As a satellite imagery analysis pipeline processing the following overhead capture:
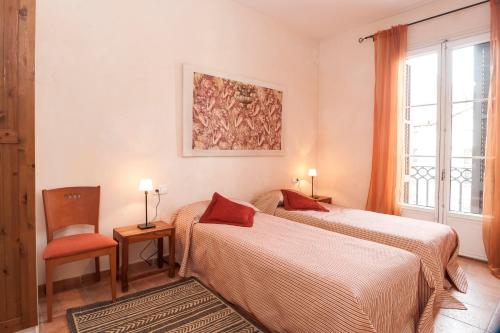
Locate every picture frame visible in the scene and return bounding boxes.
[182,64,285,157]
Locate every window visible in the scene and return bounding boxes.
[404,52,438,208]
[403,35,490,217]
[449,42,490,214]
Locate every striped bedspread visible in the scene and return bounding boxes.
[172,201,435,333]
[253,191,468,314]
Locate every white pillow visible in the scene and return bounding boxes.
[276,191,284,206]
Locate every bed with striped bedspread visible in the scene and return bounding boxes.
[172,201,435,333]
[253,190,468,314]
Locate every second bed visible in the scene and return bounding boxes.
[253,190,468,313]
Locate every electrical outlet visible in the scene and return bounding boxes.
[155,185,168,195]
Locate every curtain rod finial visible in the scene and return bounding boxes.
[358,37,365,43]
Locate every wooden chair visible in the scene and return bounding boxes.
[42,186,117,322]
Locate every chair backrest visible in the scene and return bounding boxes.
[42,186,100,242]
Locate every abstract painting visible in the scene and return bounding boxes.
[183,65,284,156]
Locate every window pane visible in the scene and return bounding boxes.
[406,53,438,106]
[450,101,487,214]
[450,157,484,214]
[450,42,489,215]
[404,52,438,207]
[452,42,490,102]
[451,101,488,157]
[408,105,437,156]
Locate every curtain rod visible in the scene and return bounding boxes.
[358,0,489,43]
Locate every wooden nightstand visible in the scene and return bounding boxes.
[312,196,332,204]
[113,221,175,292]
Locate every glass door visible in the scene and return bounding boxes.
[402,33,490,260]
[402,47,441,221]
[442,34,490,259]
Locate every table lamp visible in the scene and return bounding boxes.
[308,168,317,198]
[138,178,155,230]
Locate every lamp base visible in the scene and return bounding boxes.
[137,223,156,230]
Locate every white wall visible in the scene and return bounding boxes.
[35,0,319,283]
[35,0,490,284]
[317,0,489,209]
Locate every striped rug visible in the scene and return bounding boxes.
[67,278,265,333]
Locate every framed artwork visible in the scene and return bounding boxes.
[183,64,285,156]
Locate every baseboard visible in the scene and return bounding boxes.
[38,256,176,297]
[459,251,488,262]
[14,324,38,333]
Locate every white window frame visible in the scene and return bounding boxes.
[441,32,490,225]
[401,44,443,222]
[401,33,490,227]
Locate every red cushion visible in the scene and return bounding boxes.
[43,233,117,260]
[281,189,329,212]
[200,192,255,227]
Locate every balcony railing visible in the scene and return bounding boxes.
[405,165,482,213]
[450,166,473,213]
[408,165,435,208]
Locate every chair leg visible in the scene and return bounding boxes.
[45,261,53,323]
[109,249,117,301]
[95,257,101,281]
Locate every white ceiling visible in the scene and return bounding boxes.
[233,0,436,40]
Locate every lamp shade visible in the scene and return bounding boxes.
[138,178,153,192]
[308,168,317,177]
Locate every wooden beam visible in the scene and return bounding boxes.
[0,0,5,129]
[16,0,37,328]
[0,0,37,330]
[0,129,19,143]
[3,0,19,131]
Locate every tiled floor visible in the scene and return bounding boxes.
[435,258,500,333]
[36,257,499,333]
[37,261,182,333]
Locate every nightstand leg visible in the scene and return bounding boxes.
[114,238,119,281]
[168,233,175,277]
[121,240,129,292]
[157,238,163,268]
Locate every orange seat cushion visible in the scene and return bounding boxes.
[43,233,117,260]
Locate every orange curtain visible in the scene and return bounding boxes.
[483,0,500,278]
[366,25,407,215]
